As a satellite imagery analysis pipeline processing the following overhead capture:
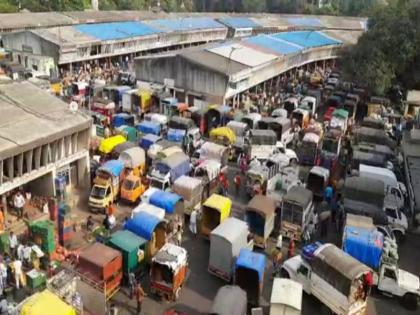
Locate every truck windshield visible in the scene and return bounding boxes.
[322,138,338,154]
[91,186,106,198]
[150,178,165,190]
[123,180,135,190]
[282,203,303,225]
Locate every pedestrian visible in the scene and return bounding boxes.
[324,184,333,205]
[189,209,197,235]
[8,232,17,259]
[176,225,183,246]
[13,192,25,220]
[134,282,146,315]
[13,259,22,289]
[0,259,7,291]
[287,237,295,259]
[109,303,118,315]
[86,215,94,231]
[128,272,136,299]
[103,214,111,231]
[271,248,282,278]
[234,173,241,196]
[240,155,248,174]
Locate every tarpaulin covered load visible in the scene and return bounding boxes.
[283,186,313,208]
[361,117,385,130]
[140,134,161,150]
[118,147,146,169]
[332,108,349,120]
[98,160,125,177]
[125,211,164,241]
[302,132,320,144]
[343,226,384,270]
[200,141,228,162]
[111,141,137,157]
[113,113,135,128]
[132,202,165,220]
[227,120,248,137]
[343,177,385,208]
[150,190,183,215]
[168,116,195,131]
[246,195,276,217]
[211,285,247,315]
[245,195,276,238]
[351,150,388,169]
[250,129,277,145]
[194,159,221,181]
[308,243,371,296]
[152,243,187,272]
[167,128,186,142]
[137,121,161,136]
[173,175,202,201]
[353,127,396,149]
[99,135,126,154]
[20,290,77,315]
[155,152,191,183]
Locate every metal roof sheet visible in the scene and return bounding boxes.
[218,17,261,29]
[273,31,342,48]
[75,21,160,41]
[146,17,226,32]
[207,42,278,67]
[244,35,302,56]
[286,17,323,27]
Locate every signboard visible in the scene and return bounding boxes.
[164,78,175,88]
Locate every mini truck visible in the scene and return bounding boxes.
[89,160,124,213]
[343,225,420,310]
[281,243,371,315]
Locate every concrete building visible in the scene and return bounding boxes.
[0,81,91,214]
[135,30,361,105]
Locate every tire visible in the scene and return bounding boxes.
[280,269,290,279]
[402,293,418,310]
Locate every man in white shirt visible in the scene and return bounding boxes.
[13,192,25,219]
[9,231,18,258]
[13,259,22,289]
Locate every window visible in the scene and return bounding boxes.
[385,208,397,219]
[106,187,111,196]
[298,265,309,276]
[384,268,397,280]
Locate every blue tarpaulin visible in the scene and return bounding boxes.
[124,211,162,241]
[287,18,323,27]
[218,17,261,29]
[147,17,225,32]
[343,226,384,270]
[273,31,342,48]
[140,134,161,150]
[137,121,161,136]
[235,249,266,282]
[245,35,302,56]
[167,128,186,142]
[150,190,182,215]
[75,22,160,41]
[99,160,124,177]
[113,113,134,128]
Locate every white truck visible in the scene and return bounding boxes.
[281,243,371,315]
[266,167,301,204]
[343,217,420,310]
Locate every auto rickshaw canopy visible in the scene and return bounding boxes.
[99,135,127,154]
[203,194,231,221]
[209,127,236,145]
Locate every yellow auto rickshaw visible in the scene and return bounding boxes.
[200,194,231,237]
[99,135,126,155]
[209,127,236,146]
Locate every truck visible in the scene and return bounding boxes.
[281,243,371,315]
[401,129,420,224]
[193,159,221,200]
[172,175,203,216]
[342,225,420,310]
[148,152,191,191]
[281,186,314,241]
[266,167,301,204]
[89,160,124,213]
[343,176,408,242]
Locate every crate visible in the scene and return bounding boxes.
[26,269,47,290]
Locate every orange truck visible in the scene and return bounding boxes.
[119,147,148,203]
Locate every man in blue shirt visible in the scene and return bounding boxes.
[324,185,334,205]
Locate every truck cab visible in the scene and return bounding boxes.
[384,206,408,242]
[120,174,147,203]
[89,178,114,213]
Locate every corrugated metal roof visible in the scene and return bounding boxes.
[181,49,249,75]
[273,31,341,48]
[286,17,323,27]
[75,21,160,41]
[207,42,278,67]
[244,35,302,56]
[218,17,261,29]
[146,17,226,32]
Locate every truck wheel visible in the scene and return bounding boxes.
[280,269,290,279]
[402,293,418,310]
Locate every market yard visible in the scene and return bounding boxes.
[0,6,420,315]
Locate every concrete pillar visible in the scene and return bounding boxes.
[42,145,49,166]
[25,150,33,173]
[77,156,90,190]
[0,160,3,185]
[323,59,326,71]
[6,158,13,181]
[2,195,7,224]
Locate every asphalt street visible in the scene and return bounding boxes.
[110,163,420,315]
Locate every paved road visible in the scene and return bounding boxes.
[110,165,420,315]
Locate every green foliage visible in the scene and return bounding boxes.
[242,0,267,12]
[341,0,420,95]
[0,0,17,12]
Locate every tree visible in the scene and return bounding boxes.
[0,0,17,12]
[341,0,420,95]
[242,0,266,12]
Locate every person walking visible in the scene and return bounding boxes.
[128,272,136,299]
[13,259,22,290]
[13,192,25,220]
[134,282,146,315]
[287,237,295,259]
[9,232,17,259]
[234,173,241,196]
[324,184,333,205]
[176,225,183,246]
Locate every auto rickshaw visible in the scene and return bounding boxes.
[291,108,310,129]
[306,166,330,201]
[209,127,236,146]
[241,113,262,129]
[161,97,178,117]
[211,285,247,315]
[111,141,137,159]
[298,133,320,165]
[183,106,205,134]
[150,243,188,301]
[234,249,266,306]
[115,125,138,142]
[284,97,299,117]
[200,194,231,238]
[245,195,276,248]
[99,135,127,156]
[205,105,232,133]
[270,279,303,315]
